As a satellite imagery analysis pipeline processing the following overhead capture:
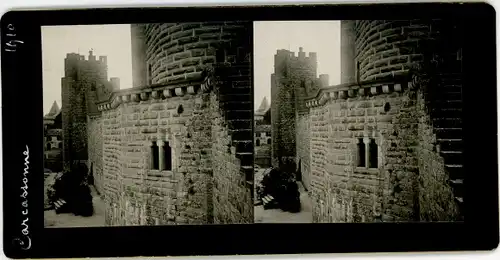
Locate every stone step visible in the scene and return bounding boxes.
[430,108,462,119]
[236,152,253,166]
[432,118,462,128]
[240,165,254,182]
[224,110,252,120]
[440,150,463,164]
[221,100,252,111]
[429,100,462,109]
[449,179,464,185]
[438,62,462,74]
[229,129,253,141]
[233,140,252,153]
[219,94,252,102]
[262,195,275,204]
[441,84,462,92]
[226,119,252,130]
[437,138,463,151]
[426,91,462,101]
[434,127,463,139]
[445,164,464,179]
[449,179,464,198]
[54,199,67,209]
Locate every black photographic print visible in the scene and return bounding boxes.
[1,3,499,259]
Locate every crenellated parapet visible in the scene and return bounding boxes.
[305,77,414,108]
[96,71,214,112]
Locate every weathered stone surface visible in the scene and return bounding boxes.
[85,22,253,226]
[279,20,463,223]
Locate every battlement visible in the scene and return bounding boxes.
[88,50,96,61]
[96,69,213,112]
[65,53,81,60]
[275,47,317,60]
[65,50,107,64]
[276,49,291,56]
[99,56,107,65]
[304,77,411,108]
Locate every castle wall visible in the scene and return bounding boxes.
[296,112,311,190]
[87,116,104,195]
[87,21,253,225]
[301,81,463,222]
[90,87,254,225]
[270,19,463,223]
[94,93,213,225]
[101,108,123,225]
[304,87,417,222]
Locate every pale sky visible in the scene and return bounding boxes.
[42,24,133,115]
[254,21,341,110]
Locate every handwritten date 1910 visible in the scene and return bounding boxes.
[4,24,24,52]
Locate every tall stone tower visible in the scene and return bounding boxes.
[61,50,118,169]
[270,47,323,171]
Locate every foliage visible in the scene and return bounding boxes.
[49,162,94,216]
[259,167,301,213]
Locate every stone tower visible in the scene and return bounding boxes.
[61,50,117,169]
[270,47,325,172]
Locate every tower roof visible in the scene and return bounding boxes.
[255,96,270,115]
[44,101,61,119]
[47,101,60,116]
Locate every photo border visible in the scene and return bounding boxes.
[1,3,498,258]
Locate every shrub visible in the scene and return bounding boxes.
[51,162,94,216]
[259,167,301,212]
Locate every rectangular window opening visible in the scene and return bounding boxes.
[216,49,225,63]
[164,141,172,171]
[151,141,159,170]
[369,138,378,169]
[357,138,365,167]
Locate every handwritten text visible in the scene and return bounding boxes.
[4,24,24,52]
[13,145,31,250]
